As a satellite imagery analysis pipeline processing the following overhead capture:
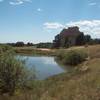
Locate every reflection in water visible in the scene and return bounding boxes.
[18,56,68,80]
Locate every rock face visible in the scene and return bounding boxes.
[53,26,84,48]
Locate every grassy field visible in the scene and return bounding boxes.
[14,45,100,57]
[1,45,100,100]
[14,46,56,56]
[67,45,100,59]
[40,59,100,100]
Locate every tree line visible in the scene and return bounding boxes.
[53,26,100,48]
[7,42,34,47]
[6,42,53,48]
[2,26,100,49]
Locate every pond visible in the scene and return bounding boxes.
[18,56,68,80]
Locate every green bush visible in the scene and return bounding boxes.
[0,50,35,95]
[0,45,13,54]
[56,49,66,60]
[0,53,24,95]
[56,49,88,66]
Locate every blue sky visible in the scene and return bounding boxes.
[0,0,100,43]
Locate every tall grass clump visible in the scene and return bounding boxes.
[56,49,88,66]
[0,45,13,53]
[0,45,35,95]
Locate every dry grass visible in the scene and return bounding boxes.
[66,45,100,59]
[1,58,100,100]
[39,45,100,100]
[39,58,100,100]
[0,45,100,100]
[14,47,55,56]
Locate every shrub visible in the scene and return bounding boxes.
[0,45,13,54]
[0,50,35,95]
[0,53,24,94]
[56,49,66,60]
[56,49,88,66]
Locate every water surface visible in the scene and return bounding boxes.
[19,56,67,80]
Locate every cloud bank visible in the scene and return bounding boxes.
[44,20,100,38]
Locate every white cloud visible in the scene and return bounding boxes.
[44,22,64,29]
[66,20,100,38]
[9,0,23,5]
[88,2,97,6]
[9,0,31,5]
[43,20,100,38]
[37,8,43,12]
